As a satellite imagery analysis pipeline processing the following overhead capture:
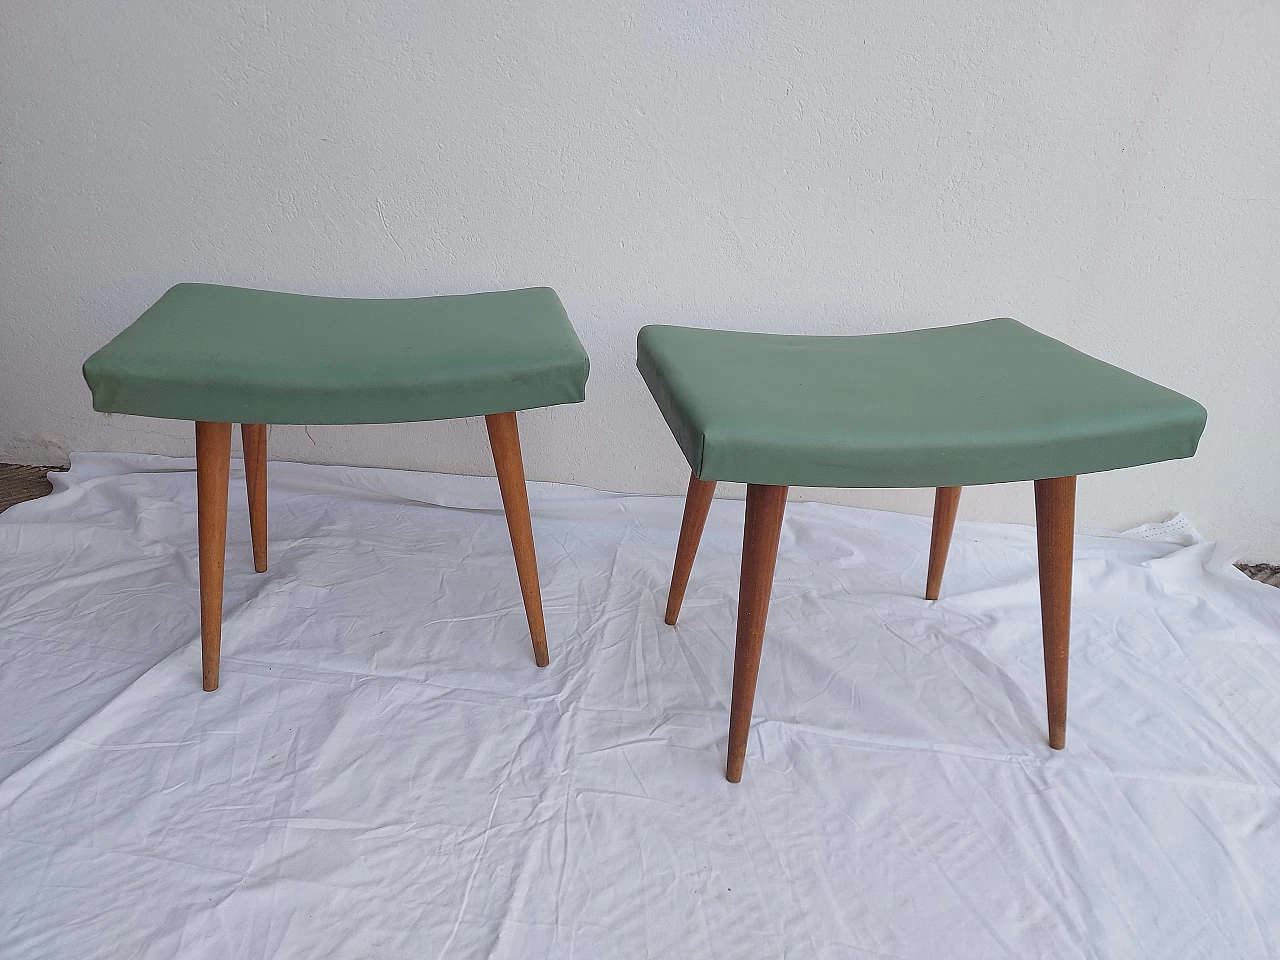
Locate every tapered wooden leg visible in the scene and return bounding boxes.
[485,412,550,667]
[726,484,788,783]
[195,421,232,692]
[241,423,267,573]
[665,473,718,625]
[1034,476,1076,750]
[925,486,962,600]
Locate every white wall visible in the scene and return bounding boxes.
[2,1,1277,554]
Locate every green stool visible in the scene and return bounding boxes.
[637,318,1206,782]
[84,283,589,689]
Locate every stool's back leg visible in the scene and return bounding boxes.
[926,486,962,600]
[727,483,788,783]
[195,421,232,692]
[241,424,268,573]
[485,412,550,667]
[665,473,717,625]
[1034,476,1076,750]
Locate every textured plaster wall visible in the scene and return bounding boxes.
[2,1,1278,553]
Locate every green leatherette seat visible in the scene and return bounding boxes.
[84,284,589,424]
[637,319,1206,488]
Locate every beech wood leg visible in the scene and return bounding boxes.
[1034,476,1076,750]
[241,423,268,573]
[665,473,718,625]
[195,421,232,691]
[726,484,788,783]
[485,412,550,667]
[925,486,962,600]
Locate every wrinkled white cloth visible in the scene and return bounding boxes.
[1,453,1278,959]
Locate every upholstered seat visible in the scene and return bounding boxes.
[84,283,589,425]
[637,318,1205,489]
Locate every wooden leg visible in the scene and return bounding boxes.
[665,473,718,625]
[241,423,267,573]
[195,421,232,692]
[925,486,962,600]
[485,412,550,667]
[726,484,788,783]
[1034,476,1076,750]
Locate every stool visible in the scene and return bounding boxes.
[637,318,1206,782]
[84,283,589,689]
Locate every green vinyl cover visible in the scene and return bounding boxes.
[84,284,589,424]
[637,319,1206,488]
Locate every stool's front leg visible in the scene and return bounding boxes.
[485,412,550,667]
[195,422,232,691]
[727,483,788,783]
[926,486,962,600]
[1034,476,1076,749]
[665,473,717,625]
[241,424,268,573]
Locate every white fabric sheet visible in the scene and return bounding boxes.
[1,453,1278,959]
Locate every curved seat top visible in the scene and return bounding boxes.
[84,284,589,425]
[637,319,1206,488]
